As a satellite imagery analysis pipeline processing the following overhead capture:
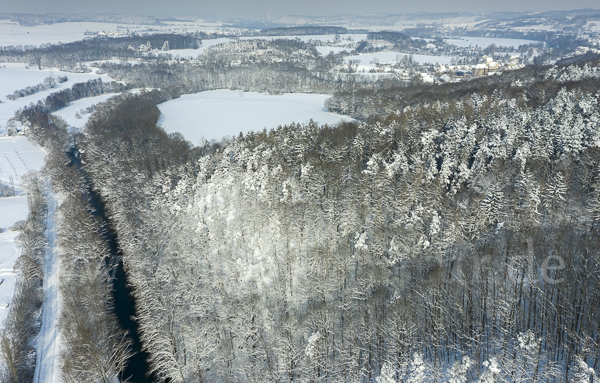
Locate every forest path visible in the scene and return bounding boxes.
[33,191,61,383]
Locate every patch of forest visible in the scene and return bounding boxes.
[54,58,600,382]
[366,31,427,51]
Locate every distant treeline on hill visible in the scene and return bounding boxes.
[0,13,165,26]
[0,33,208,68]
[356,31,427,53]
[367,31,416,44]
[403,27,555,42]
[258,26,353,36]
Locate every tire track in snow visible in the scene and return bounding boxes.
[33,191,60,383]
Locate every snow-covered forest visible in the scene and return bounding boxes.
[3,15,600,382]
[17,57,599,382]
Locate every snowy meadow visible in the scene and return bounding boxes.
[158,90,352,142]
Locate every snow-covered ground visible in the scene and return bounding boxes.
[0,20,124,47]
[0,136,47,193]
[445,37,537,49]
[0,136,46,329]
[0,196,28,325]
[346,52,454,67]
[0,64,113,134]
[0,63,57,98]
[52,93,119,129]
[33,191,60,383]
[158,90,352,143]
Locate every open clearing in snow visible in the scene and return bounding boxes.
[158,89,352,143]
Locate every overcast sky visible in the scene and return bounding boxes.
[0,0,598,20]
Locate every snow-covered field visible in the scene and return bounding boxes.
[0,20,125,47]
[445,37,537,48]
[0,136,46,329]
[346,52,454,66]
[158,90,352,143]
[0,64,57,97]
[0,64,113,134]
[0,136,46,193]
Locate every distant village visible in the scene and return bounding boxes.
[356,54,528,84]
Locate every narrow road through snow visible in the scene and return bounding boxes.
[33,191,60,383]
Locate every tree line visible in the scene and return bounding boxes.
[0,175,46,383]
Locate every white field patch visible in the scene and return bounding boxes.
[158,90,352,143]
[0,63,55,98]
[0,136,46,330]
[444,37,538,49]
[0,64,113,134]
[52,93,119,129]
[0,20,124,47]
[0,136,46,194]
